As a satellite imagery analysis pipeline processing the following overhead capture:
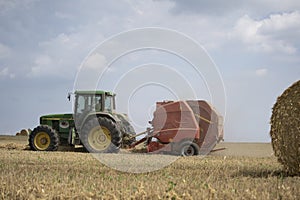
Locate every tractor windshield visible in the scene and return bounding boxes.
[75,94,102,114]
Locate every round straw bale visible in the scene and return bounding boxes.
[20,129,29,136]
[270,80,300,175]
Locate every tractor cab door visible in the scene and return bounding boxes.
[75,95,103,113]
[74,94,102,127]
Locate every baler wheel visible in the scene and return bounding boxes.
[179,141,200,156]
[29,125,59,151]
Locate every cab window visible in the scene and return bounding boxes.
[105,96,113,111]
[94,95,102,111]
[75,95,86,114]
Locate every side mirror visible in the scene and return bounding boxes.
[67,93,71,101]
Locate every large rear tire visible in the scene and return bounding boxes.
[29,125,59,151]
[80,117,121,153]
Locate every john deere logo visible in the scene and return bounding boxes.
[59,121,69,129]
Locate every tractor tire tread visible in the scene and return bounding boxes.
[29,125,59,151]
[80,117,122,153]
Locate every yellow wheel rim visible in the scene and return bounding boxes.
[34,132,51,150]
[88,126,112,151]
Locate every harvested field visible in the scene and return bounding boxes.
[211,142,274,157]
[0,135,299,199]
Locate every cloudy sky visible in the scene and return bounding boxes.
[0,0,299,142]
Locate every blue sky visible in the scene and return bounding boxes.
[0,0,299,142]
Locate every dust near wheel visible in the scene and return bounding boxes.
[179,141,200,156]
[29,125,59,151]
[80,117,122,153]
[121,123,136,148]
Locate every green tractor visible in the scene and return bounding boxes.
[29,90,136,153]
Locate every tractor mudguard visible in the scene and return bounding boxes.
[79,112,118,131]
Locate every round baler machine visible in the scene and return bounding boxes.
[130,100,224,156]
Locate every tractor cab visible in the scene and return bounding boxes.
[74,91,116,129]
[74,91,116,114]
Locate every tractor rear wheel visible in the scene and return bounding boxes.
[179,141,200,156]
[81,117,122,153]
[29,125,59,151]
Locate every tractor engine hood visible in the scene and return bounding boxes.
[40,113,73,123]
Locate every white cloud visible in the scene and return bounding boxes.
[54,12,74,20]
[232,12,300,54]
[255,68,268,77]
[0,67,8,76]
[0,43,11,59]
[29,55,53,77]
[260,12,300,32]
[169,0,300,18]
[39,33,77,49]
[27,30,104,78]
[34,54,52,66]
[84,53,107,70]
[0,0,37,14]
[0,67,15,79]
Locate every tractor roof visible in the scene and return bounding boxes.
[75,90,115,96]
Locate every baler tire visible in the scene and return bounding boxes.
[29,125,59,151]
[81,117,122,153]
[179,141,200,156]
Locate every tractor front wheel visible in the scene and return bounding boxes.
[80,117,122,153]
[29,125,59,151]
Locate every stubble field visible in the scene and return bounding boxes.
[0,135,299,199]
